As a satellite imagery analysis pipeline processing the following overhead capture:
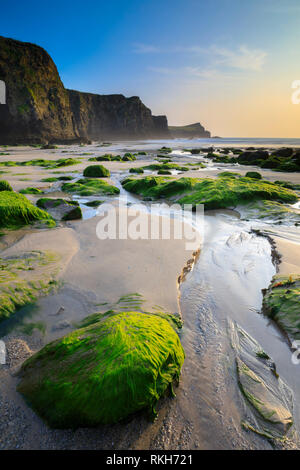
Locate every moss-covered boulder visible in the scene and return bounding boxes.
[245,171,262,180]
[143,163,189,172]
[129,167,144,174]
[61,206,82,221]
[0,191,54,229]
[19,187,44,195]
[230,320,294,441]
[122,153,136,161]
[0,180,13,192]
[83,165,110,178]
[18,311,185,428]
[0,251,60,322]
[262,275,300,341]
[84,200,103,207]
[122,176,298,210]
[240,200,300,223]
[62,178,120,196]
[36,198,82,221]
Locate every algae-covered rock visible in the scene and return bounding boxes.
[36,198,82,221]
[0,191,54,229]
[84,200,103,207]
[129,167,144,174]
[245,172,262,180]
[122,176,298,210]
[143,163,188,172]
[18,311,185,428]
[0,251,60,322]
[122,153,136,161]
[62,178,120,196]
[83,165,110,178]
[19,187,44,195]
[61,206,82,221]
[240,200,300,223]
[229,320,295,441]
[0,180,13,192]
[262,275,300,342]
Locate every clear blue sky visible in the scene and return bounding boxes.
[2,0,300,136]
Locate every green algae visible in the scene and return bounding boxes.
[262,275,300,341]
[84,200,104,207]
[143,163,189,172]
[122,152,137,161]
[62,178,120,196]
[122,176,298,210]
[20,321,46,336]
[83,165,110,178]
[0,180,13,192]
[61,206,82,221]
[245,172,262,180]
[0,251,60,322]
[36,198,82,221]
[19,187,44,195]
[18,310,185,428]
[36,198,78,209]
[0,158,81,169]
[230,320,295,442]
[89,154,122,162]
[241,200,300,223]
[41,177,59,182]
[129,167,144,174]
[0,191,54,229]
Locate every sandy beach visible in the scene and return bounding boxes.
[0,140,299,450]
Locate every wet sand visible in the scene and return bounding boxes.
[0,141,299,449]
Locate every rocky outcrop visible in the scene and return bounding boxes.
[68,90,169,140]
[0,36,169,144]
[169,122,211,138]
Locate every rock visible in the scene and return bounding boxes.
[0,35,169,144]
[0,191,54,229]
[129,167,144,174]
[122,176,298,210]
[68,91,169,141]
[61,206,82,221]
[169,122,211,138]
[262,275,300,342]
[271,148,294,158]
[229,320,295,441]
[83,165,110,178]
[36,198,82,221]
[245,171,262,180]
[17,311,185,428]
[237,150,269,163]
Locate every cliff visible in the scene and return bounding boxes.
[0,36,169,144]
[68,90,169,140]
[169,122,211,139]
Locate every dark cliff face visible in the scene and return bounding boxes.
[68,90,168,140]
[0,36,169,144]
[0,36,78,144]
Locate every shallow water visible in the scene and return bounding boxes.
[178,212,300,447]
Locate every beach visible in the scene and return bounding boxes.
[0,139,299,449]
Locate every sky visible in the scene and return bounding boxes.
[2,0,300,137]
